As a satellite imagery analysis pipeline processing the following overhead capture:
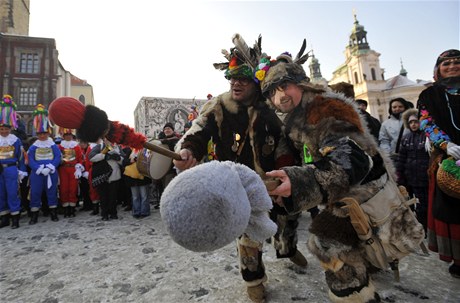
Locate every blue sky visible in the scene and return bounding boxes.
[29,0,459,126]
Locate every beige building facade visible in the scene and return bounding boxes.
[0,0,30,36]
[327,14,430,122]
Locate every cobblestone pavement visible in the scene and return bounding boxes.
[1,208,459,303]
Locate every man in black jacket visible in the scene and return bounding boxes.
[356,99,381,141]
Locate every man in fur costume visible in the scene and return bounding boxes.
[173,33,306,303]
[263,41,424,302]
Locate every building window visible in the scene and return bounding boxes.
[371,68,376,80]
[18,87,38,106]
[19,52,40,74]
[354,72,359,84]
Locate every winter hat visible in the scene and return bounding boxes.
[32,104,51,134]
[259,39,324,96]
[408,115,418,122]
[213,33,264,82]
[160,161,277,252]
[163,122,174,131]
[0,94,18,128]
[434,49,460,81]
[402,108,419,129]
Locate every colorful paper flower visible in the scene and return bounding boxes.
[253,57,271,83]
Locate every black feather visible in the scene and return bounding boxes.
[295,39,307,61]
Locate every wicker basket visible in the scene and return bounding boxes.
[437,158,460,199]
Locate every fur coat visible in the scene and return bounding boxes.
[176,92,286,176]
[280,91,391,214]
[279,91,424,265]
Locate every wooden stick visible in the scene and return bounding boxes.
[264,179,281,191]
[144,141,280,192]
[143,142,182,160]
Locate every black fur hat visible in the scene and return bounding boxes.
[76,105,109,143]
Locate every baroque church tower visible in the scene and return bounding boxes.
[309,50,328,88]
[328,13,427,121]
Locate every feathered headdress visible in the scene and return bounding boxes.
[0,94,18,128]
[32,104,51,134]
[213,33,266,81]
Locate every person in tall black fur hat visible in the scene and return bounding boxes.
[263,39,424,302]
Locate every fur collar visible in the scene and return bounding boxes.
[298,91,365,134]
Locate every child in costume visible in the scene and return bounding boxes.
[0,95,27,229]
[58,128,84,217]
[27,104,61,224]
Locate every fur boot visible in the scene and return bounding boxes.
[247,284,265,303]
[328,281,380,303]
